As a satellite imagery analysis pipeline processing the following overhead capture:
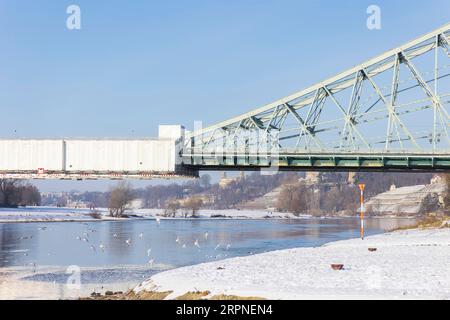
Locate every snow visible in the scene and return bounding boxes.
[0,207,95,223]
[134,228,450,300]
[0,264,171,300]
[0,207,307,223]
[132,208,307,220]
[365,183,446,215]
[0,207,131,223]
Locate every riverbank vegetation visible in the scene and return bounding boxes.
[83,289,265,300]
[391,214,449,231]
[164,196,204,218]
[0,179,41,208]
[276,172,438,216]
[108,181,136,217]
[13,171,445,218]
[443,173,450,212]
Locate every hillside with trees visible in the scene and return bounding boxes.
[276,172,435,216]
[34,171,442,217]
[133,172,294,210]
[444,173,450,213]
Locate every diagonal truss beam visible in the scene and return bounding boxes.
[362,67,421,149]
[187,22,450,140]
[439,32,450,57]
[323,86,371,150]
[284,103,323,149]
[185,23,450,156]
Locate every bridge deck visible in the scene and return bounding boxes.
[182,153,450,172]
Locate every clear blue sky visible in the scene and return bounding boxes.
[0,0,448,191]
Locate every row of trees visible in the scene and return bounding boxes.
[210,172,293,209]
[105,173,291,217]
[164,196,204,218]
[132,173,292,210]
[0,179,41,208]
[444,173,450,211]
[138,176,210,210]
[277,172,440,216]
[277,181,360,215]
[35,171,447,218]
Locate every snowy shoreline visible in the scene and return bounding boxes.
[133,227,450,300]
[0,206,312,224]
[0,206,419,224]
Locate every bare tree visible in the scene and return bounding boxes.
[277,182,309,215]
[164,198,180,217]
[183,196,203,217]
[443,173,450,213]
[199,174,212,189]
[0,179,23,208]
[108,181,135,217]
[19,184,41,206]
[56,195,68,207]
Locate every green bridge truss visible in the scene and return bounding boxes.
[182,23,450,172]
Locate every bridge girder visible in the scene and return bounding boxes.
[184,23,450,169]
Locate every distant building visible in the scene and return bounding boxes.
[302,172,320,184]
[129,198,145,209]
[67,200,87,209]
[219,171,245,188]
[347,172,356,185]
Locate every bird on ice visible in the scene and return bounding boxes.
[125,238,132,246]
[90,245,96,253]
[204,232,209,240]
[82,237,89,243]
[139,233,144,239]
[29,262,36,273]
[214,244,221,250]
[99,243,105,252]
[113,233,118,238]
[147,248,152,257]
[175,236,180,244]
[226,244,231,250]
[194,239,200,248]
[156,217,161,225]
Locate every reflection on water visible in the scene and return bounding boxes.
[0,217,416,270]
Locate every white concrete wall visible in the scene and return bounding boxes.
[0,140,64,171]
[65,139,176,172]
[0,138,177,173]
[158,125,185,141]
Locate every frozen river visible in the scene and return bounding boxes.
[0,217,416,299]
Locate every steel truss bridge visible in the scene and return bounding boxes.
[181,23,450,173]
[1,24,450,180]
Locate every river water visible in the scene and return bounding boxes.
[0,217,416,299]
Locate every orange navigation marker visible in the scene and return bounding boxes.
[358,184,366,240]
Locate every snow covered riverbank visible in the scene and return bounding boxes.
[134,227,450,300]
[0,207,305,223]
